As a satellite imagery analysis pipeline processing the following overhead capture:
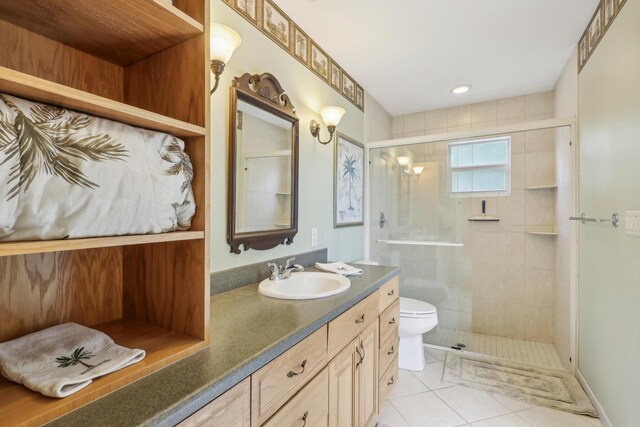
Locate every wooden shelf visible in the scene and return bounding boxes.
[0,231,204,257]
[0,67,206,137]
[0,0,203,65]
[0,318,206,427]
[525,185,557,190]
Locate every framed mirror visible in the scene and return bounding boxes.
[227,73,299,254]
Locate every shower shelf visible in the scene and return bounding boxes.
[376,239,464,247]
[525,185,557,190]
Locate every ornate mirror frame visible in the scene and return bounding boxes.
[227,73,300,254]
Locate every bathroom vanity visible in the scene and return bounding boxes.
[48,264,399,426]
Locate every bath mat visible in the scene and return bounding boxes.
[443,352,598,417]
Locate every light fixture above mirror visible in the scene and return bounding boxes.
[210,24,241,95]
[310,106,346,145]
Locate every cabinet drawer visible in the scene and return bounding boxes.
[178,378,250,427]
[263,368,329,427]
[328,291,379,359]
[378,356,398,408]
[378,276,399,314]
[252,326,328,426]
[378,328,398,379]
[379,299,399,346]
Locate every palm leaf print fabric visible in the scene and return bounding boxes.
[0,93,195,241]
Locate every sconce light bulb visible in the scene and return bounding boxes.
[397,156,411,167]
[211,23,242,63]
[320,106,346,127]
[412,166,424,176]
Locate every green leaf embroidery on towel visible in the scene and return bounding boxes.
[55,347,95,369]
[0,94,128,201]
[342,155,357,210]
[55,347,112,375]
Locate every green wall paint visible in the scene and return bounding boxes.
[578,2,640,426]
[211,3,365,272]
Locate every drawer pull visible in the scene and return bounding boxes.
[287,359,307,378]
[299,411,309,427]
[388,317,396,325]
[388,289,395,296]
[387,376,395,386]
[355,314,365,324]
[387,345,395,355]
[360,340,366,363]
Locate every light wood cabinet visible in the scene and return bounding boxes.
[378,356,398,408]
[178,378,250,427]
[356,322,378,427]
[263,369,329,427]
[379,328,399,377]
[252,326,328,426]
[328,291,379,359]
[185,277,400,427]
[378,276,399,313]
[379,299,399,346]
[328,340,357,427]
[328,321,379,427]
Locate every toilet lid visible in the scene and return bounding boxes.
[400,297,436,316]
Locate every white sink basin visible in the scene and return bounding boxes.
[258,272,351,300]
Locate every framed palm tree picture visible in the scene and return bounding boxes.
[334,133,364,228]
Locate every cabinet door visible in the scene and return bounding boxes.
[262,369,329,427]
[329,338,358,427]
[356,322,378,427]
[177,378,250,427]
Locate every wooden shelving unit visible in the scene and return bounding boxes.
[0,319,202,426]
[0,0,203,65]
[0,231,205,257]
[0,67,206,137]
[0,0,210,425]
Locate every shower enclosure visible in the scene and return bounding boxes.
[366,121,575,370]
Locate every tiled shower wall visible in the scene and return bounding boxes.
[390,92,558,343]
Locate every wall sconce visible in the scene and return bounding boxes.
[412,166,424,176]
[396,156,410,168]
[210,24,241,95]
[310,106,346,144]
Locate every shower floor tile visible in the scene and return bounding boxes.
[425,327,565,370]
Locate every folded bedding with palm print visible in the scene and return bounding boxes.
[0,93,196,241]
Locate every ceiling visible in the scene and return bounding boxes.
[275,0,598,116]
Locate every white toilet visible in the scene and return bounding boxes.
[398,297,438,371]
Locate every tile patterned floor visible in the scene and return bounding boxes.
[425,328,565,370]
[376,348,601,427]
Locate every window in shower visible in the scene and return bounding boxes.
[449,136,511,196]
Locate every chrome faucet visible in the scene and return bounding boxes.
[267,257,304,281]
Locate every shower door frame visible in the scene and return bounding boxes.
[363,117,579,372]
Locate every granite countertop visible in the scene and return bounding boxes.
[48,264,399,427]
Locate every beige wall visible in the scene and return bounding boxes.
[391,93,560,343]
[553,48,578,370]
[364,92,392,142]
[211,3,365,271]
[578,2,640,425]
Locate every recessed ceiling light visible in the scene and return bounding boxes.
[451,84,472,95]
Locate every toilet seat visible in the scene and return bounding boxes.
[400,297,437,318]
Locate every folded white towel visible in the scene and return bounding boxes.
[315,262,364,276]
[0,323,145,398]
